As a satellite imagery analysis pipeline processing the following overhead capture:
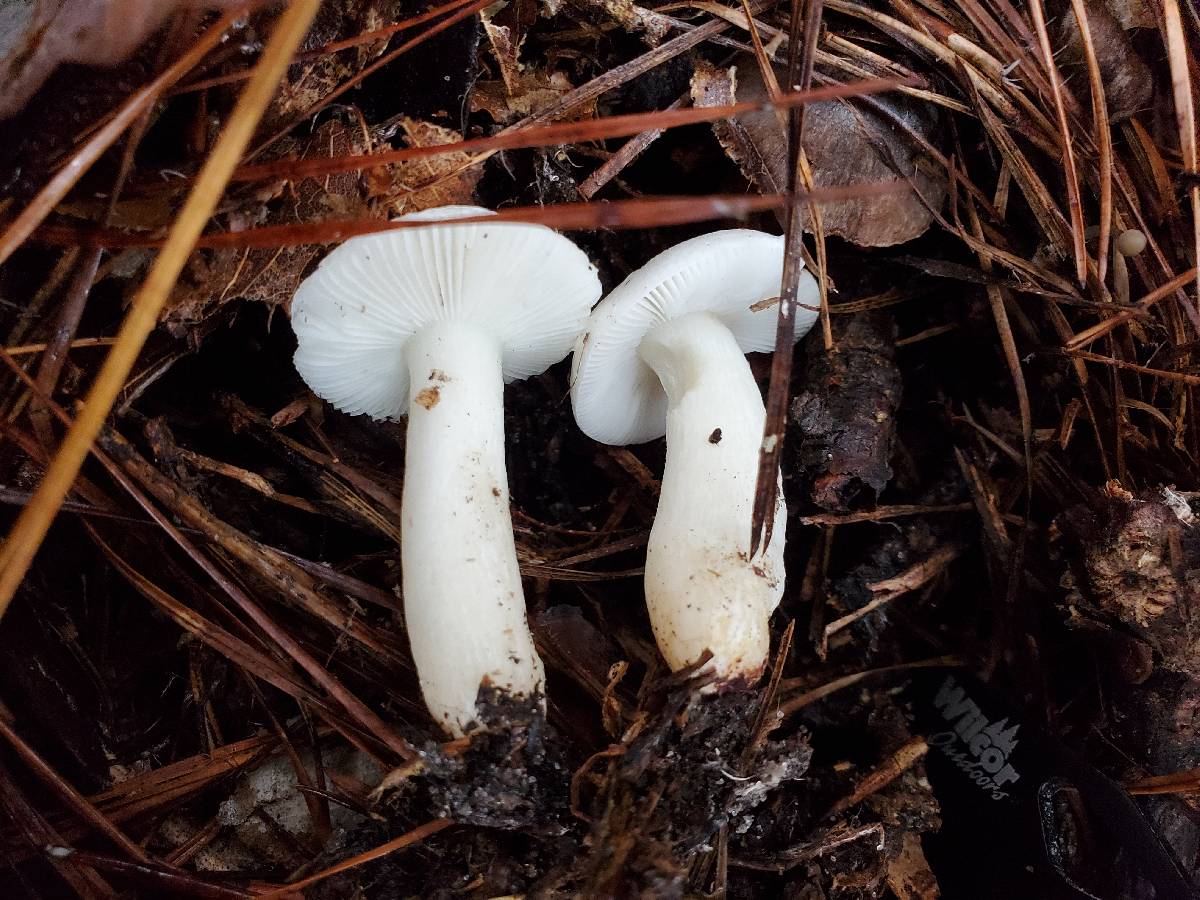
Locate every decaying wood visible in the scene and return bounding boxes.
[791,312,902,511]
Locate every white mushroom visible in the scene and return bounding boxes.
[291,206,601,736]
[571,231,817,682]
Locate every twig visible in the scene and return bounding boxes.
[579,96,689,199]
[800,503,973,525]
[821,546,961,647]
[730,822,884,873]
[825,736,929,816]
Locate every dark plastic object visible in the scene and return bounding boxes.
[907,669,1196,899]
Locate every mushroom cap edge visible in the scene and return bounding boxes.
[290,205,602,420]
[570,229,818,446]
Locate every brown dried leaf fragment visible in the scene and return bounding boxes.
[372,117,485,214]
[470,68,581,123]
[168,113,484,328]
[262,0,400,128]
[481,0,524,95]
[886,831,941,899]
[692,59,945,246]
[167,118,379,327]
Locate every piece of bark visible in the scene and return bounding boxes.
[691,60,945,247]
[1057,482,1200,680]
[790,313,902,512]
[1055,482,1200,874]
[1048,0,1153,122]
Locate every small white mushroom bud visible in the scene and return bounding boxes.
[1116,229,1147,258]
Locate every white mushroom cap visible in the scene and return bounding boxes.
[292,206,601,420]
[571,230,818,445]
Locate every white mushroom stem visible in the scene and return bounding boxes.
[402,323,544,736]
[637,311,786,681]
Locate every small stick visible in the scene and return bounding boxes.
[777,656,960,718]
[825,736,929,816]
[579,95,689,199]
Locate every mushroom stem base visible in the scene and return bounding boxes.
[638,312,786,681]
[402,324,544,736]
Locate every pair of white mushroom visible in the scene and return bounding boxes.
[291,206,818,736]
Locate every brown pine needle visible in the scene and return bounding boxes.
[257,819,453,897]
[228,76,909,184]
[1064,349,1200,387]
[1162,0,1200,312]
[1027,0,1088,286]
[4,337,116,356]
[1066,266,1200,348]
[33,185,906,250]
[249,0,495,158]
[1066,0,1112,286]
[0,0,322,616]
[748,0,826,557]
[0,716,150,864]
[777,656,961,718]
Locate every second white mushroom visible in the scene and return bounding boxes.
[571,231,818,682]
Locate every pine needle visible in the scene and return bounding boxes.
[0,0,323,616]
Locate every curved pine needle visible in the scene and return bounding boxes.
[1027,0,1088,287]
[1162,0,1200,312]
[257,819,453,897]
[227,76,908,184]
[1067,0,1112,286]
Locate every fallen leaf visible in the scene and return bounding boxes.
[886,831,941,899]
[370,117,485,214]
[481,0,525,95]
[165,114,484,329]
[166,118,380,328]
[0,0,241,120]
[262,0,399,128]
[470,69,584,123]
[691,59,946,247]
